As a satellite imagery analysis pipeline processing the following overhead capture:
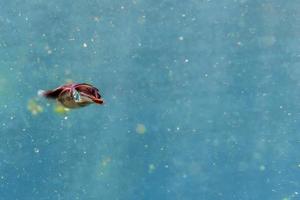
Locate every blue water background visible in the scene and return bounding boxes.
[0,0,300,199]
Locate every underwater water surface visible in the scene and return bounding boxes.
[0,0,300,199]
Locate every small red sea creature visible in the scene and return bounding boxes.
[39,83,104,109]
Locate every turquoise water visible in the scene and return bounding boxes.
[0,0,299,199]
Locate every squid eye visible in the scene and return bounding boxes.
[72,90,81,102]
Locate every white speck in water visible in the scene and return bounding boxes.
[178,36,184,41]
[237,41,243,46]
[176,127,180,131]
[10,116,14,120]
[83,43,87,48]
[184,59,189,63]
[64,116,68,120]
[259,165,265,171]
[34,148,40,153]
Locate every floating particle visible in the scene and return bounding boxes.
[259,165,266,171]
[138,15,146,24]
[100,156,111,167]
[27,99,43,115]
[83,43,88,48]
[136,123,146,135]
[94,16,101,22]
[148,164,156,173]
[34,147,39,153]
[54,104,70,115]
[178,36,184,41]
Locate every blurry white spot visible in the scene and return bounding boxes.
[204,74,208,77]
[148,164,156,173]
[259,165,265,171]
[237,41,243,46]
[184,59,189,63]
[121,6,125,9]
[164,165,169,168]
[176,127,180,131]
[83,43,88,48]
[34,148,40,153]
[10,116,14,120]
[64,116,68,120]
[178,36,184,41]
[182,14,186,17]
[37,90,45,97]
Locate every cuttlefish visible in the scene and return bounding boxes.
[39,83,104,109]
